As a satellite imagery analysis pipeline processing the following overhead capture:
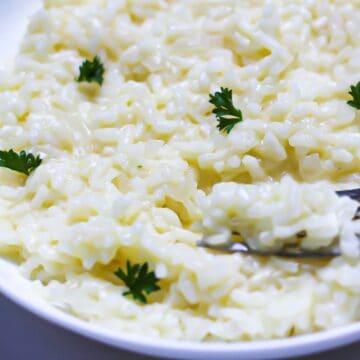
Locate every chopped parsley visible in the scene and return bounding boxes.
[0,150,42,176]
[209,87,243,134]
[77,55,105,85]
[114,261,160,304]
[347,81,360,110]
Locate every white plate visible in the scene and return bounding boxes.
[0,1,360,359]
[1,255,360,360]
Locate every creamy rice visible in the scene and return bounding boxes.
[0,0,359,341]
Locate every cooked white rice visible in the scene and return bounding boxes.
[0,0,359,341]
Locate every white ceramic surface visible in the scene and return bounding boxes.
[0,1,359,359]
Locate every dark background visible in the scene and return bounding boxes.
[0,293,359,360]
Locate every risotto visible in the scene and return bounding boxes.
[0,0,359,341]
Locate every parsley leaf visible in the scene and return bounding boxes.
[0,150,42,176]
[114,261,160,304]
[77,55,105,85]
[347,82,360,110]
[209,87,243,134]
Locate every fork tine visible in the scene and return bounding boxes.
[197,240,341,258]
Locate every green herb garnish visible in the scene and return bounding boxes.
[347,82,360,110]
[0,150,42,176]
[114,261,160,304]
[77,55,105,85]
[209,87,243,134]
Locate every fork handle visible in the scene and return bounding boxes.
[336,189,360,202]
[336,189,360,218]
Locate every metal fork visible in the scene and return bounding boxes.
[197,188,360,258]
